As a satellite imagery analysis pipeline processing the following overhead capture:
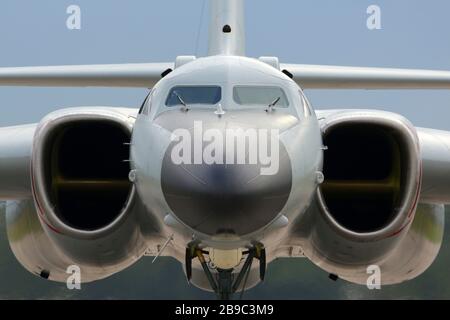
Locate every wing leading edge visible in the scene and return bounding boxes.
[281,64,450,89]
[0,63,173,88]
[2,62,450,90]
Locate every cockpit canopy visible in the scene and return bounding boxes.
[139,56,314,118]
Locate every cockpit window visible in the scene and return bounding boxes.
[166,86,222,107]
[233,86,289,107]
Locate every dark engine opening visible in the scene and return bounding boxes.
[321,124,406,233]
[44,121,132,231]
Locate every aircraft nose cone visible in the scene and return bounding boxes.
[161,140,292,236]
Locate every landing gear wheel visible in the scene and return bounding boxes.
[185,247,193,282]
[258,247,266,281]
[184,243,267,300]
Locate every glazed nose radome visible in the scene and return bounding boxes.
[161,141,292,236]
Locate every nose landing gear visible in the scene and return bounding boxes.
[185,243,266,300]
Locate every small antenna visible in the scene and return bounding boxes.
[215,103,226,116]
[152,234,174,264]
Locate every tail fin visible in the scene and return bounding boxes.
[208,0,246,56]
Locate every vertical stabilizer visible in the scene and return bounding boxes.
[208,0,246,56]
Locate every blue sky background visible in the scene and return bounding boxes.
[2,0,450,128]
[2,0,450,299]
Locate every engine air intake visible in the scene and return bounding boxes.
[319,118,419,234]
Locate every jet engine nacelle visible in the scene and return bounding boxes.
[6,107,150,283]
[291,110,443,285]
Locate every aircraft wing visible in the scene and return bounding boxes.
[0,63,173,88]
[2,62,450,90]
[281,64,450,89]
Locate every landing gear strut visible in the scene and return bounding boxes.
[185,243,266,300]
